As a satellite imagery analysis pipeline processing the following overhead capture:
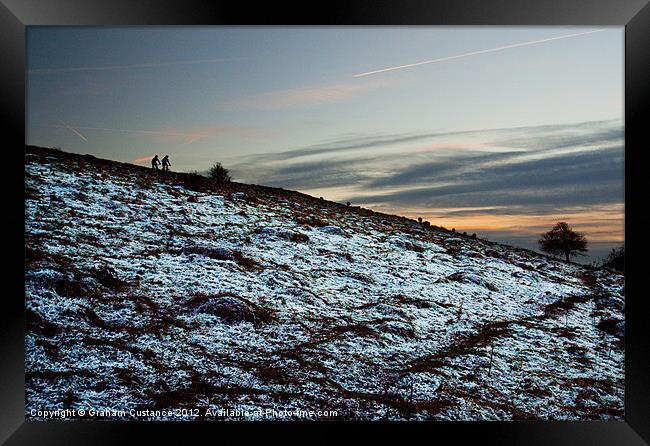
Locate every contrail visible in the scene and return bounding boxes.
[50,124,192,137]
[353,29,606,77]
[29,57,247,75]
[48,124,217,145]
[58,119,88,142]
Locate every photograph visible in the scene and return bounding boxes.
[25,26,625,421]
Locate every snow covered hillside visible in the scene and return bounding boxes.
[25,146,625,420]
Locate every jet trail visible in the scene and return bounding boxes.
[58,119,88,142]
[48,124,218,145]
[50,124,191,137]
[353,29,606,77]
[29,57,247,75]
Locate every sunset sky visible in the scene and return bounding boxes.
[26,27,624,262]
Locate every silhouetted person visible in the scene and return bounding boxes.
[161,155,171,171]
[151,155,160,170]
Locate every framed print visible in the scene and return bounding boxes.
[2,0,649,444]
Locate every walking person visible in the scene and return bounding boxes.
[151,155,160,170]
[161,155,171,171]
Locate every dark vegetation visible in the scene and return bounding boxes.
[601,246,624,272]
[538,222,588,263]
[186,293,277,326]
[208,162,232,182]
[183,245,260,270]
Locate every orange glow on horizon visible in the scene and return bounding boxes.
[297,186,624,244]
[404,206,625,243]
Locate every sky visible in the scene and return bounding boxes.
[26,26,624,262]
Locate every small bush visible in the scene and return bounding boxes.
[286,232,310,243]
[26,308,61,337]
[183,174,207,192]
[183,246,259,270]
[93,266,128,291]
[601,246,624,272]
[208,162,231,182]
[597,318,624,339]
[187,293,276,325]
[295,215,329,227]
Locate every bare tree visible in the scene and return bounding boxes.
[602,246,624,272]
[538,222,588,263]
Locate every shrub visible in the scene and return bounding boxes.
[187,294,276,325]
[92,266,128,292]
[183,246,259,270]
[208,162,232,182]
[183,177,204,192]
[602,246,624,272]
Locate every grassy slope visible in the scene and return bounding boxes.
[25,146,625,420]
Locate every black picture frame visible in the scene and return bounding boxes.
[2,0,649,444]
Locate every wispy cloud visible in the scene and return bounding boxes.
[29,57,248,75]
[132,124,259,145]
[237,119,621,164]
[353,146,624,209]
[237,131,454,164]
[227,79,390,110]
[354,29,606,77]
[133,155,155,164]
[128,118,622,261]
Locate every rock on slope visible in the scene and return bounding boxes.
[25,146,624,420]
